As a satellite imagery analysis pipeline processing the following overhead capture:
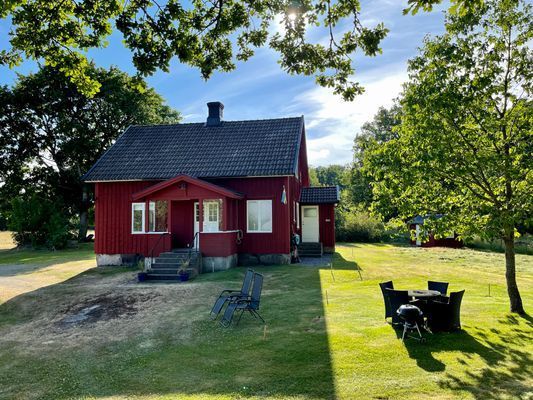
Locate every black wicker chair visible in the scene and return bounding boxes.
[210,269,254,320]
[385,288,410,325]
[379,281,394,320]
[221,272,264,327]
[428,281,449,297]
[428,290,465,332]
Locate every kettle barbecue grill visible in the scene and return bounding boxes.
[397,304,425,342]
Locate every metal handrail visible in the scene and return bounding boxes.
[150,232,170,260]
[183,231,200,271]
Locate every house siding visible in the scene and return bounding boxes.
[319,204,336,252]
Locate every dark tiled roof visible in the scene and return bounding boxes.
[83,117,303,181]
[300,186,340,204]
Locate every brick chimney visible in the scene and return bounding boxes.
[206,101,224,126]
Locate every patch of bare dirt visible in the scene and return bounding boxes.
[57,292,159,328]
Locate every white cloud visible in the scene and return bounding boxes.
[292,64,407,166]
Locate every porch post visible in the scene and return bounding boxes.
[222,197,228,231]
[167,200,172,233]
[198,198,204,233]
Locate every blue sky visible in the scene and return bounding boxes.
[0,0,447,166]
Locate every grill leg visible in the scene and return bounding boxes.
[402,324,408,342]
[415,323,422,339]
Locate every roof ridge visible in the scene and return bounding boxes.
[130,115,303,128]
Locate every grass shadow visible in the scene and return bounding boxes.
[0,244,95,277]
[438,318,533,399]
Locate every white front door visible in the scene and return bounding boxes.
[193,202,200,249]
[302,205,319,242]
[203,200,220,232]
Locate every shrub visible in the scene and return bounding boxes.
[336,208,386,242]
[8,194,73,249]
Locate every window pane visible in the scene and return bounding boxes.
[259,200,272,231]
[155,201,168,232]
[304,208,317,218]
[132,203,144,232]
[248,201,259,231]
[148,201,168,232]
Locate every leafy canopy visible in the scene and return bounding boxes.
[365,0,532,241]
[0,65,181,222]
[1,0,475,100]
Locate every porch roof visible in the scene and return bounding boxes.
[132,175,243,201]
[299,186,340,204]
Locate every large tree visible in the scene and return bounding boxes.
[1,0,478,100]
[365,0,532,314]
[348,105,400,208]
[0,66,181,239]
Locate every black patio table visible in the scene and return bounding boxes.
[408,289,441,299]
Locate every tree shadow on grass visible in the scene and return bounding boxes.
[395,313,532,399]
[0,265,337,399]
[397,328,504,373]
[0,244,95,277]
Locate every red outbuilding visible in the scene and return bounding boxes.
[409,215,463,248]
[83,102,339,273]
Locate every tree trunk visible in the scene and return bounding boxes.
[78,184,89,242]
[503,229,525,315]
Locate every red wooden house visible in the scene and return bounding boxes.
[83,102,339,273]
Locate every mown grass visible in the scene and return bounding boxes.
[0,243,531,399]
[465,234,533,255]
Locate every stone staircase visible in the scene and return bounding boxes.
[298,242,323,257]
[145,249,201,281]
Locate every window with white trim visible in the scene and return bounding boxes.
[149,201,168,232]
[132,203,145,233]
[247,200,272,233]
[296,202,300,228]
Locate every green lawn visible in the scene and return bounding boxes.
[0,242,531,399]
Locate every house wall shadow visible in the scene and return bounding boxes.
[0,265,337,399]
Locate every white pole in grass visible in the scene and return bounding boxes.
[263,324,268,340]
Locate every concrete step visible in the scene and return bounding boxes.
[298,242,322,248]
[146,265,199,279]
[145,273,183,281]
[148,268,181,274]
[158,252,198,258]
[155,254,198,261]
[298,242,323,257]
[298,253,322,258]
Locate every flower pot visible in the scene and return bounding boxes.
[179,272,189,282]
[138,272,147,282]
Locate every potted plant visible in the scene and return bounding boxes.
[138,272,147,282]
[137,259,148,282]
[179,260,190,282]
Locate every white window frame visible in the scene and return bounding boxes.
[247,200,273,233]
[131,202,145,234]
